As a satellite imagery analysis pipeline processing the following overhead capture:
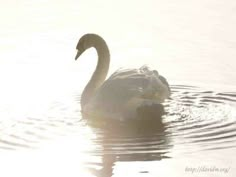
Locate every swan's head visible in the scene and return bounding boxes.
[75,33,107,60]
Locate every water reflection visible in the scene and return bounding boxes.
[84,114,172,177]
[0,85,236,176]
[81,85,236,176]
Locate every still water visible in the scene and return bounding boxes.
[0,0,236,177]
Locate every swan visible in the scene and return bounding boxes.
[75,34,170,121]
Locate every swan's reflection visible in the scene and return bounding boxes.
[83,107,172,177]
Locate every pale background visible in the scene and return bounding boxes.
[0,0,236,177]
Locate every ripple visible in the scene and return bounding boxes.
[0,84,235,161]
[164,85,236,154]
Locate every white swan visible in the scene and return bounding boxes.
[75,34,170,120]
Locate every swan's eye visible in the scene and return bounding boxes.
[80,45,85,51]
[76,38,86,50]
[77,42,86,52]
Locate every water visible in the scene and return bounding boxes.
[1,85,235,176]
[0,0,236,177]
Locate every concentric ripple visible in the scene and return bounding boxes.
[83,85,236,161]
[164,85,236,154]
[0,85,236,162]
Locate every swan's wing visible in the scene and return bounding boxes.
[91,65,170,107]
[84,65,170,120]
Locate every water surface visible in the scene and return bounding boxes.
[0,0,236,177]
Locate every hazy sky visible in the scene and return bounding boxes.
[0,0,236,88]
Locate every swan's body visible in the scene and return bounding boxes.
[75,34,170,121]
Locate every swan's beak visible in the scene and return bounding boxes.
[75,50,82,60]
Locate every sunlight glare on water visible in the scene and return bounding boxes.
[0,0,236,177]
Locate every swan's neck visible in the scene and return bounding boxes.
[81,43,110,109]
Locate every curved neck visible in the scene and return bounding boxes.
[81,41,110,109]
